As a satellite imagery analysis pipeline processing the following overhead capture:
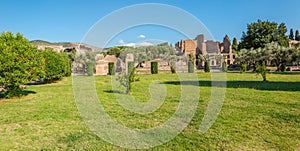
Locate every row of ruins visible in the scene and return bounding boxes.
[35,34,300,75]
[94,34,236,75]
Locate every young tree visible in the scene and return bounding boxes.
[0,32,44,97]
[289,28,294,40]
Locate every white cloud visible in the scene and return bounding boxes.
[138,34,146,39]
[123,43,136,47]
[118,39,125,44]
[118,39,154,48]
[135,41,153,47]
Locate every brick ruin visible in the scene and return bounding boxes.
[95,54,117,75]
[177,34,235,67]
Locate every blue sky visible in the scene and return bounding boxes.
[1,0,300,47]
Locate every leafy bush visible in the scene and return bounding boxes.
[0,32,44,98]
[127,61,134,75]
[170,61,176,74]
[117,66,139,94]
[42,49,71,83]
[222,61,228,72]
[86,61,94,76]
[188,61,194,73]
[241,63,247,73]
[108,62,115,75]
[151,62,158,74]
[204,61,210,73]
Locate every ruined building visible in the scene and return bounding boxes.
[177,34,235,67]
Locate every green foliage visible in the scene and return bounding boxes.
[63,48,76,62]
[106,46,125,57]
[296,30,300,41]
[222,61,228,72]
[157,42,169,46]
[239,20,289,49]
[127,61,134,75]
[117,67,139,94]
[108,62,115,75]
[151,62,158,74]
[289,28,294,40]
[232,37,239,52]
[73,50,96,75]
[255,61,267,81]
[0,32,44,98]
[86,61,94,76]
[118,44,176,64]
[204,61,210,72]
[188,61,194,73]
[235,42,300,80]
[264,42,294,72]
[170,61,176,74]
[42,49,71,83]
[279,64,287,72]
[241,63,247,73]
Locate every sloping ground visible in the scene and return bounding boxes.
[30,40,102,53]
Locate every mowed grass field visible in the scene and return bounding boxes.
[0,73,299,150]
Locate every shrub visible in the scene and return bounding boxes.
[108,62,115,75]
[222,61,228,72]
[42,49,71,82]
[170,61,176,74]
[204,61,210,72]
[86,61,94,76]
[151,62,158,74]
[117,66,139,94]
[188,61,194,73]
[127,61,134,75]
[241,63,247,73]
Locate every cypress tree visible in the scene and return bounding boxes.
[296,30,300,41]
[289,28,294,40]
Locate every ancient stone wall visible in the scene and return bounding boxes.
[95,54,117,75]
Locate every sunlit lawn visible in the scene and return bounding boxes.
[0,73,299,150]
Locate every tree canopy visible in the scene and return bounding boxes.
[236,42,300,81]
[0,32,73,98]
[0,32,44,97]
[239,20,289,49]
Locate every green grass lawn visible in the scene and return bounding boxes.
[0,73,299,150]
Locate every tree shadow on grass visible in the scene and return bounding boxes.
[103,90,124,94]
[163,80,300,92]
[0,89,36,99]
